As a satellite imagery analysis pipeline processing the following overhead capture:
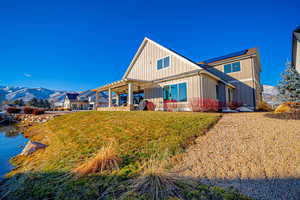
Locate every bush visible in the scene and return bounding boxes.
[163,100,177,112]
[146,101,156,111]
[23,107,34,114]
[189,98,219,112]
[6,107,21,114]
[257,101,273,112]
[32,109,45,115]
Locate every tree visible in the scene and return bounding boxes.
[44,99,51,108]
[28,98,39,107]
[19,99,24,106]
[278,62,300,102]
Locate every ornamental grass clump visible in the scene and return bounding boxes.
[73,143,121,176]
[122,159,196,200]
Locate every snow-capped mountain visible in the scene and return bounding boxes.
[262,85,281,106]
[0,86,71,103]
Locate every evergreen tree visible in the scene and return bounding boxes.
[278,62,300,102]
[28,98,39,107]
[44,99,51,108]
[19,99,24,106]
[38,99,45,108]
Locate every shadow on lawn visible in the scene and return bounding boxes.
[264,112,300,120]
[1,171,300,200]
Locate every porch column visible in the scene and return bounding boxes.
[116,93,120,106]
[108,88,112,107]
[128,82,133,106]
[94,91,99,110]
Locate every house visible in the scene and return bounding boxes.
[92,37,262,111]
[292,26,300,73]
[63,93,89,110]
[63,92,108,110]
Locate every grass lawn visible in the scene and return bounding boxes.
[0,111,250,200]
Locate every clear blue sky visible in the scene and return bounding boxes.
[0,0,299,91]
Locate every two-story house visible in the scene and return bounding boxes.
[92,37,262,111]
[292,26,300,73]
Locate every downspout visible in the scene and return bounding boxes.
[250,57,257,110]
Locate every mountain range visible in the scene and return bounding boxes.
[0,85,280,106]
[0,86,72,103]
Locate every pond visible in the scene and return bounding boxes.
[0,126,28,179]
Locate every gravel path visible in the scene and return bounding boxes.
[174,112,300,200]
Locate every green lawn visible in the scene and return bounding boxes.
[0,111,250,200]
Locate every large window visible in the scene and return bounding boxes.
[224,62,241,73]
[163,82,187,102]
[157,56,170,70]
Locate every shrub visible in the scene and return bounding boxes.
[23,107,34,114]
[257,101,273,112]
[6,107,21,114]
[189,98,219,112]
[146,101,156,111]
[227,101,243,110]
[32,109,45,115]
[163,100,178,112]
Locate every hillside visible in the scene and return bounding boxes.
[0,112,250,200]
[0,86,70,103]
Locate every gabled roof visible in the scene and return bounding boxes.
[122,37,201,79]
[122,37,236,87]
[66,93,79,100]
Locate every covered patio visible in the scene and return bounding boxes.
[92,78,153,111]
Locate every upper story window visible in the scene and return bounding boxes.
[224,62,241,73]
[157,56,170,70]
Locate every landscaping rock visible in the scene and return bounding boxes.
[20,141,47,156]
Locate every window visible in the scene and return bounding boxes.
[163,82,187,102]
[157,56,170,70]
[224,62,241,73]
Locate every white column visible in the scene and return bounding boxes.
[94,91,99,110]
[116,93,120,106]
[108,88,112,107]
[128,82,133,105]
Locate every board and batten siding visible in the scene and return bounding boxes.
[126,41,198,81]
[201,74,218,100]
[144,75,202,108]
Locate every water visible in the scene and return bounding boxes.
[0,126,28,179]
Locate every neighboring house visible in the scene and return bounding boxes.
[93,37,262,111]
[63,92,108,110]
[292,26,300,73]
[63,93,89,110]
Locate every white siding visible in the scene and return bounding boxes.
[126,41,198,81]
[144,75,201,108]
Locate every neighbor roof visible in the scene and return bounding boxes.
[66,93,79,100]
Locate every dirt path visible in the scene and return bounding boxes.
[174,112,300,200]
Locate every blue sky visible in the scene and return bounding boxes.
[0,0,299,91]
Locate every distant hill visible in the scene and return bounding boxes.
[0,86,72,103]
[262,85,281,107]
[0,86,108,105]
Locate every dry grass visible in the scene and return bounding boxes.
[174,112,300,200]
[73,143,121,176]
[122,159,193,200]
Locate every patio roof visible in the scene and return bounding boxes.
[92,78,153,92]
